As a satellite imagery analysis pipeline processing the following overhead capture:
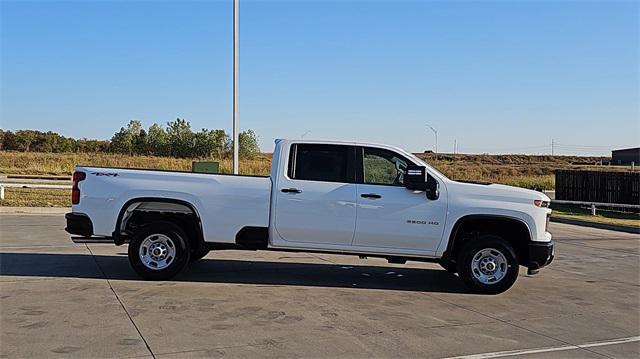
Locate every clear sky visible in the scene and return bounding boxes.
[1,0,638,155]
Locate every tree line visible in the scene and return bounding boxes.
[0,119,260,159]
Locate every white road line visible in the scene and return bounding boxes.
[443,336,640,359]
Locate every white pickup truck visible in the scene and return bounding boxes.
[66,139,553,294]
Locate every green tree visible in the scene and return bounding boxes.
[39,131,68,152]
[147,123,169,156]
[13,130,38,152]
[193,129,228,158]
[239,129,260,159]
[0,130,8,150]
[2,130,19,150]
[166,118,194,158]
[133,129,148,155]
[127,120,143,137]
[110,127,133,154]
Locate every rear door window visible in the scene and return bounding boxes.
[288,144,351,183]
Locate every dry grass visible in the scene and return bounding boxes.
[416,152,611,190]
[0,151,272,176]
[1,187,70,207]
[551,204,640,228]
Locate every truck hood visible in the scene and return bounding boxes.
[447,180,550,205]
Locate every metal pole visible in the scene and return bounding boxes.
[232,0,240,174]
[425,124,438,160]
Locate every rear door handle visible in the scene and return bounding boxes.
[361,193,382,199]
[281,188,302,194]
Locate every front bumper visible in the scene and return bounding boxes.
[65,212,93,237]
[527,240,554,270]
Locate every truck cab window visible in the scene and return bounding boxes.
[289,144,350,183]
[363,147,409,186]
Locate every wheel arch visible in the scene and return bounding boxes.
[442,214,532,264]
[113,197,204,250]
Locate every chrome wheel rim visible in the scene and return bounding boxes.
[471,248,508,285]
[139,234,176,270]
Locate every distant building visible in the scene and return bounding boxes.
[612,147,640,165]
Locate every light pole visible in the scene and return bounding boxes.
[232,0,240,174]
[425,124,438,160]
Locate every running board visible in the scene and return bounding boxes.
[71,236,117,244]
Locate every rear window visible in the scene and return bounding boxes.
[288,144,349,183]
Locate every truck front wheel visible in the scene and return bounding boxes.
[457,235,519,294]
[128,222,191,280]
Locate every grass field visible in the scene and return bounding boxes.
[0,151,272,177]
[551,204,640,229]
[1,187,69,207]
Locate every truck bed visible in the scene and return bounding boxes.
[73,166,272,243]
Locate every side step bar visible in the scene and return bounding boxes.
[71,236,119,244]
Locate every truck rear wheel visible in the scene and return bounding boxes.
[457,235,519,294]
[128,222,191,280]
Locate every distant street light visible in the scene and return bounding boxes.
[425,124,438,160]
[232,0,240,174]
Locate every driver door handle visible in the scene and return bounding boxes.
[361,193,382,199]
[281,188,302,194]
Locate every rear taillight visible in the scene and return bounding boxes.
[72,171,86,205]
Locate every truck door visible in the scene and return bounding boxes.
[352,146,446,254]
[274,144,357,246]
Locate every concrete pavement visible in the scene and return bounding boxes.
[1,215,638,358]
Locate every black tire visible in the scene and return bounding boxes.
[439,260,458,274]
[128,222,191,280]
[190,248,210,262]
[456,235,519,294]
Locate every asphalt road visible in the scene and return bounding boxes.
[1,215,638,358]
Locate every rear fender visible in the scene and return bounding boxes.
[113,197,203,247]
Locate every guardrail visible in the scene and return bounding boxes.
[552,199,640,215]
[0,183,71,200]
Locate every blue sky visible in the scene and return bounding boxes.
[1,0,638,155]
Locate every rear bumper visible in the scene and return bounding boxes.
[527,240,554,270]
[65,213,93,237]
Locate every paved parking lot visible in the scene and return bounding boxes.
[1,214,638,358]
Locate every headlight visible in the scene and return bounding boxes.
[534,200,550,208]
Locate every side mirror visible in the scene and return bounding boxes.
[426,174,439,200]
[405,165,428,191]
[405,165,439,200]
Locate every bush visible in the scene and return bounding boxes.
[2,119,262,160]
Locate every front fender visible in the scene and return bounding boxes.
[435,208,536,257]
